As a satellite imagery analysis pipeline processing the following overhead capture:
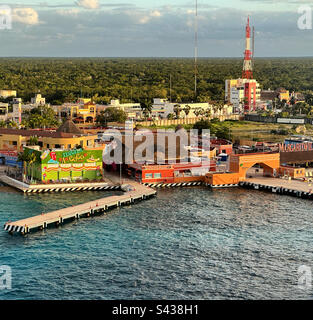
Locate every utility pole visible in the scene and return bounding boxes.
[194,0,198,101]
[169,74,172,103]
[120,163,122,185]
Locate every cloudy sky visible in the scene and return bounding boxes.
[0,0,312,57]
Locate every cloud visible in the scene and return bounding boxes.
[1,7,313,57]
[57,9,80,17]
[133,10,163,24]
[150,10,162,18]
[12,8,40,25]
[75,0,100,9]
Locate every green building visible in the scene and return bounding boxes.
[23,147,104,183]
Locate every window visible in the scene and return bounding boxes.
[68,144,71,149]
[12,141,17,146]
[145,173,153,179]
[154,173,162,179]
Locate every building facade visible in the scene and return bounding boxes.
[0,121,98,152]
[225,79,261,113]
[23,147,104,183]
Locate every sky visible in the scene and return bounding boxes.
[0,0,313,57]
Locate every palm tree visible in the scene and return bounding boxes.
[173,104,181,119]
[28,136,39,146]
[204,109,212,119]
[142,100,153,120]
[18,150,37,183]
[194,108,202,118]
[6,120,18,128]
[183,105,191,118]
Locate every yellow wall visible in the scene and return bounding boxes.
[0,133,98,152]
[279,91,290,102]
[279,167,305,179]
[70,105,96,122]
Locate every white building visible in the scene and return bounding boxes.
[109,100,142,120]
[12,98,22,124]
[31,93,46,106]
[0,103,9,121]
[0,90,17,99]
[151,98,225,119]
[225,79,261,113]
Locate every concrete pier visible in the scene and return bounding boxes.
[240,177,313,200]
[0,175,120,193]
[4,182,156,235]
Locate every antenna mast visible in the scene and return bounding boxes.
[194,0,198,100]
[252,26,255,58]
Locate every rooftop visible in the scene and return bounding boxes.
[0,120,92,139]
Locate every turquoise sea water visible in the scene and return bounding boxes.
[0,185,313,300]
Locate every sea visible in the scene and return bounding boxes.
[0,184,313,300]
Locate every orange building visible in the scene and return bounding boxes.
[279,166,305,179]
[229,152,280,181]
[210,139,233,155]
[127,162,216,184]
[205,172,241,186]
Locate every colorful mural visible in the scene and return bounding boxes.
[24,148,103,182]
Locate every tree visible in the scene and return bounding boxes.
[193,119,210,134]
[183,105,191,118]
[28,136,39,146]
[173,104,181,119]
[18,150,38,182]
[96,107,127,126]
[23,105,59,129]
[204,109,212,118]
[141,100,153,118]
[5,120,18,128]
[290,96,296,106]
[193,108,202,118]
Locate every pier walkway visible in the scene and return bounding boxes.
[4,182,156,235]
[241,177,313,199]
[0,175,120,193]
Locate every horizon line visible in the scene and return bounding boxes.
[0,56,313,59]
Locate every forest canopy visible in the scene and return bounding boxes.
[1,57,313,105]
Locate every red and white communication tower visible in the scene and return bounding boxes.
[242,17,253,80]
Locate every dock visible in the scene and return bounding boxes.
[240,177,313,200]
[0,175,121,193]
[4,182,156,235]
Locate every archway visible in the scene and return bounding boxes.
[229,153,280,181]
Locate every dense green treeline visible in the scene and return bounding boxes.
[0,57,313,105]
